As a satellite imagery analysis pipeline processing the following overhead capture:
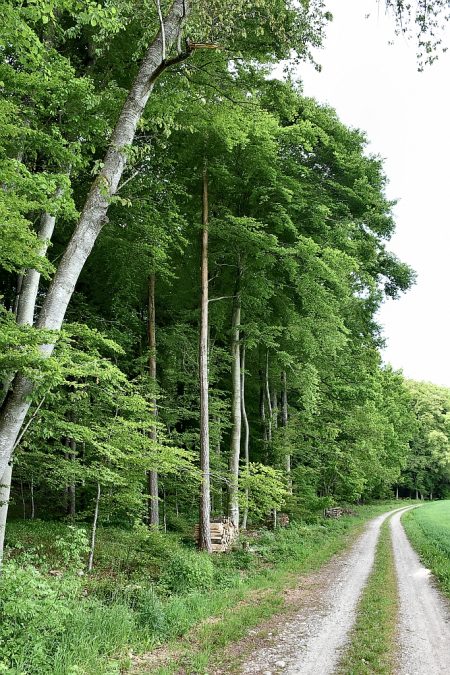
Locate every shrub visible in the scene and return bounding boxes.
[161,549,214,594]
[0,562,78,673]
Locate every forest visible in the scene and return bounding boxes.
[2,1,450,673]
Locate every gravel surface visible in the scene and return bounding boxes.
[241,507,411,675]
[391,508,450,674]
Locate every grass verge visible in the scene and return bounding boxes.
[336,516,398,675]
[402,500,450,598]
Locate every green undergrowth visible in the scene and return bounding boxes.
[1,502,403,675]
[336,516,399,675]
[402,500,450,598]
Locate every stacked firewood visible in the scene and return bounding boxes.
[194,517,237,552]
[324,507,343,519]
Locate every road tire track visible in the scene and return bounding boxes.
[391,508,450,674]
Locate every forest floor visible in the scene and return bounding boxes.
[148,503,450,674]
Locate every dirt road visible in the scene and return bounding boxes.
[391,509,450,674]
[240,506,450,675]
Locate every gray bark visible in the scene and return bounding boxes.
[0,0,191,481]
[198,161,212,552]
[0,461,12,572]
[87,482,101,572]
[281,370,291,493]
[228,286,241,529]
[241,343,250,530]
[265,351,272,443]
[68,439,76,517]
[17,205,60,326]
[147,273,159,527]
[30,476,35,519]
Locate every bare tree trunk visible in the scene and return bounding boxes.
[271,388,278,430]
[281,370,291,494]
[395,485,399,500]
[0,461,12,572]
[0,0,191,482]
[30,476,35,519]
[162,484,167,533]
[147,273,159,527]
[265,351,272,443]
[68,439,76,517]
[17,206,61,326]
[198,160,212,552]
[241,343,250,530]
[228,283,241,529]
[87,482,101,573]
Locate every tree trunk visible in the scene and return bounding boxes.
[87,482,101,572]
[0,461,12,573]
[68,439,76,517]
[395,485,399,500]
[198,160,212,552]
[228,282,241,529]
[259,369,267,445]
[17,206,61,326]
[30,476,35,519]
[241,343,250,530]
[0,0,191,482]
[147,273,159,527]
[281,370,291,494]
[271,388,278,430]
[265,351,272,443]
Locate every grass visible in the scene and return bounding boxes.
[336,517,399,675]
[402,500,450,598]
[1,501,405,674]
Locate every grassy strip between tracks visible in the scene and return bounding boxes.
[336,516,398,675]
[402,500,450,599]
[134,502,404,674]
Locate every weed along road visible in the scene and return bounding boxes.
[240,506,450,675]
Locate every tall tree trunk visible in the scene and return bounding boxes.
[228,280,241,529]
[265,351,272,443]
[281,370,291,493]
[0,461,12,572]
[147,273,159,527]
[0,0,191,482]
[259,369,267,444]
[87,482,101,573]
[68,439,76,517]
[241,343,250,530]
[17,205,61,326]
[271,388,278,430]
[198,160,212,552]
[30,476,35,519]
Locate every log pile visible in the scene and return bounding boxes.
[324,507,343,519]
[194,517,237,552]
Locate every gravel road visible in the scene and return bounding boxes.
[241,507,411,675]
[391,508,450,674]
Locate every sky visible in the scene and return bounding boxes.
[297,0,450,386]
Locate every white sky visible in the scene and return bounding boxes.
[298,0,450,386]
